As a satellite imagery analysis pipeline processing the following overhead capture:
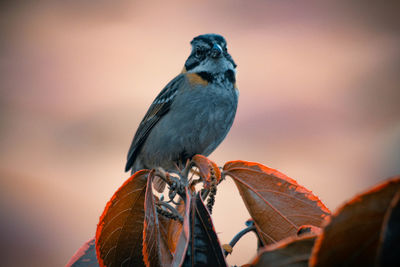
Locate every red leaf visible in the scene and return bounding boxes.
[171,189,192,267]
[66,238,99,267]
[192,154,221,188]
[142,172,173,267]
[378,191,400,265]
[297,225,322,237]
[163,199,185,254]
[310,177,400,267]
[95,170,149,267]
[249,234,317,267]
[223,160,330,245]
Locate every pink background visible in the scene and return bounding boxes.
[1,1,399,266]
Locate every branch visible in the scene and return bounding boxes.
[224,220,263,256]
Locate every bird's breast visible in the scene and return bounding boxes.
[139,77,238,169]
[170,80,238,152]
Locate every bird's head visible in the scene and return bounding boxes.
[184,34,237,76]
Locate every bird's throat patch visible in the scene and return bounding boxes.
[186,73,209,86]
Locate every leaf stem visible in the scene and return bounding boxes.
[201,189,210,200]
[224,220,262,256]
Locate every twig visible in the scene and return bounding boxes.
[201,189,209,200]
[180,159,192,184]
[218,171,226,185]
[156,200,183,223]
[224,220,260,256]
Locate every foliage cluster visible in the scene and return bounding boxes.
[67,156,400,266]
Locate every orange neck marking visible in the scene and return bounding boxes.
[186,73,209,86]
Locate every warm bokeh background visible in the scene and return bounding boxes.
[1,1,399,266]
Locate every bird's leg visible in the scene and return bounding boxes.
[180,159,192,183]
[173,162,181,174]
[157,160,194,206]
[169,159,192,198]
[166,176,181,204]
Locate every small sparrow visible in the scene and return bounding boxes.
[125,34,238,192]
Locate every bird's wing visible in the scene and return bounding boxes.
[125,74,185,172]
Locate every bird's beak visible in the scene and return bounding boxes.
[210,43,223,58]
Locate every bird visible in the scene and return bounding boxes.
[125,33,238,192]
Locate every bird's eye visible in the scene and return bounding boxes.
[195,49,204,58]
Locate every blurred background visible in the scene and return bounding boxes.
[1,1,400,266]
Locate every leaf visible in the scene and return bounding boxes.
[223,160,330,245]
[378,190,400,266]
[183,193,227,266]
[95,170,149,267]
[310,177,400,267]
[297,225,322,237]
[142,171,173,267]
[171,189,192,267]
[249,234,318,267]
[66,238,99,267]
[172,192,227,267]
[191,154,221,188]
[164,199,185,253]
